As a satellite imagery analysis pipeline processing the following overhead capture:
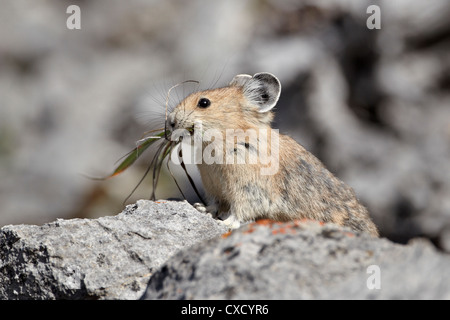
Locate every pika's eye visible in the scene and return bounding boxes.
[197,98,211,108]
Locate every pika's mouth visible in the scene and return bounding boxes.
[167,123,195,143]
[187,124,195,135]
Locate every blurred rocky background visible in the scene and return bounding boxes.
[0,0,449,251]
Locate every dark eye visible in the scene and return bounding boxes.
[197,98,211,108]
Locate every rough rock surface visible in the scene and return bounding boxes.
[143,219,450,300]
[1,200,449,300]
[0,200,227,299]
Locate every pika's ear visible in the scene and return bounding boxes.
[229,74,252,87]
[239,72,281,113]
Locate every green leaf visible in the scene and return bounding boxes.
[108,132,165,178]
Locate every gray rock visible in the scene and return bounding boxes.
[143,220,450,300]
[2,199,449,300]
[0,200,228,300]
[324,239,450,299]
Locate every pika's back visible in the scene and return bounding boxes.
[277,134,379,236]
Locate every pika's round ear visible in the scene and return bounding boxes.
[237,72,281,113]
[229,74,252,87]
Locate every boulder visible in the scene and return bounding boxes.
[143,219,450,300]
[0,200,227,299]
[1,200,449,300]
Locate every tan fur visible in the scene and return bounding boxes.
[169,73,379,236]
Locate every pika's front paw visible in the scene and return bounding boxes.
[193,202,218,219]
[193,202,207,213]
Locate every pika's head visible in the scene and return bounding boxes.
[168,72,281,134]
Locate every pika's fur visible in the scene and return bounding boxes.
[168,72,379,236]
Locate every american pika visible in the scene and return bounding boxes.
[168,72,379,236]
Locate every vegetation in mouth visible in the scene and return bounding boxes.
[98,127,204,206]
[107,130,166,179]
